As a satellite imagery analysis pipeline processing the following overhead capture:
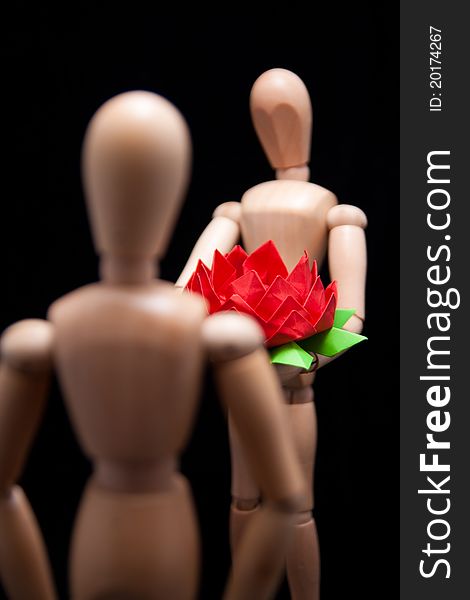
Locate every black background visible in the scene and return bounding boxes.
[1,8,398,599]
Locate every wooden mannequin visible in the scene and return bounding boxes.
[177,68,367,599]
[0,91,306,599]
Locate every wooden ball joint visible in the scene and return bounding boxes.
[0,92,305,599]
[177,68,368,600]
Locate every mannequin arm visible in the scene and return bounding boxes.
[0,320,57,600]
[303,204,368,372]
[203,312,304,600]
[175,202,241,288]
[327,204,367,332]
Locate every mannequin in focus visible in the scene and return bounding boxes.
[177,68,367,600]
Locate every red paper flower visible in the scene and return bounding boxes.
[185,240,337,348]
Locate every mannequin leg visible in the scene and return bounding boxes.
[286,512,320,600]
[285,388,320,600]
[228,415,260,555]
[227,413,299,600]
[70,473,199,600]
[229,389,320,600]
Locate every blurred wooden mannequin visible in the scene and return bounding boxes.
[177,68,367,599]
[0,91,305,599]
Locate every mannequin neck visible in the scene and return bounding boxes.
[100,254,159,285]
[275,165,310,182]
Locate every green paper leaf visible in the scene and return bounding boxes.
[333,308,356,329]
[299,327,367,357]
[270,342,314,370]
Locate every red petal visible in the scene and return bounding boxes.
[266,310,316,348]
[193,259,213,284]
[197,269,222,313]
[219,294,269,336]
[242,240,288,285]
[188,272,203,297]
[311,259,318,281]
[225,245,248,277]
[255,275,302,321]
[313,294,336,332]
[265,295,313,337]
[325,280,337,303]
[286,252,312,301]
[303,276,325,319]
[185,270,197,292]
[225,270,266,308]
[195,258,210,274]
[211,249,236,295]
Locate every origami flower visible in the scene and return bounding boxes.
[186,240,366,369]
